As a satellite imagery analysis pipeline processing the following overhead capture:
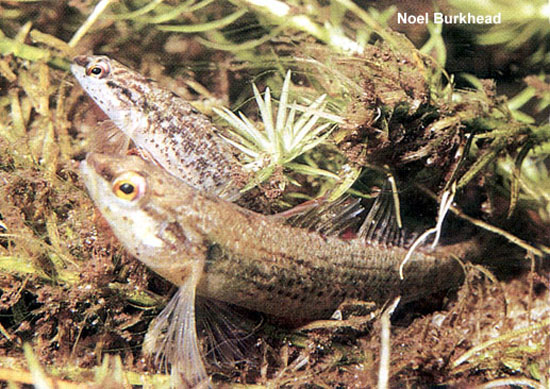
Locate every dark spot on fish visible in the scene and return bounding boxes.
[141,98,152,113]
[106,81,134,104]
[97,165,114,182]
[121,88,133,101]
[178,266,191,283]
[163,222,188,248]
[205,243,223,272]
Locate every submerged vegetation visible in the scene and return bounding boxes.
[0,0,548,387]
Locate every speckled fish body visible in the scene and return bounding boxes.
[72,55,241,201]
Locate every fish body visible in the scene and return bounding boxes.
[72,55,242,200]
[80,152,469,386]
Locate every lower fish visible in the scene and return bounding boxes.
[80,152,471,387]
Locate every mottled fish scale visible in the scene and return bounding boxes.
[72,55,242,200]
[186,189,465,319]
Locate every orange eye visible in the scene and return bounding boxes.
[86,61,110,78]
[112,172,146,201]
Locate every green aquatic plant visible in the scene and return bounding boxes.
[0,0,549,387]
[214,70,343,190]
[449,0,550,66]
[450,0,550,48]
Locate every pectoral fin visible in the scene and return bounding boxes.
[144,278,210,388]
[90,120,131,154]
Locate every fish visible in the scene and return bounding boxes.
[80,152,472,387]
[71,55,242,201]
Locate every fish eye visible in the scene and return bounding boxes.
[86,61,110,79]
[112,172,146,201]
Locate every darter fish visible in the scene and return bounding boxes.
[80,152,473,388]
[72,55,242,201]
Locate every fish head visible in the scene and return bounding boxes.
[80,152,205,285]
[71,55,149,134]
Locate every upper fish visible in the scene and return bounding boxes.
[72,55,243,201]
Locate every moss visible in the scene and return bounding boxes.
[0,0,548,387]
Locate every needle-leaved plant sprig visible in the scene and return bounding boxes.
[214,70,343,191]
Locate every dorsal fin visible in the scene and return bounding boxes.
[284,195,365,236]
[270,183,407,244]
[358,188,406,247]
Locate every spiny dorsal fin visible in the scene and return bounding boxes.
[271,189,406,244]
[284,195,365,236]
[358,188,406,247]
